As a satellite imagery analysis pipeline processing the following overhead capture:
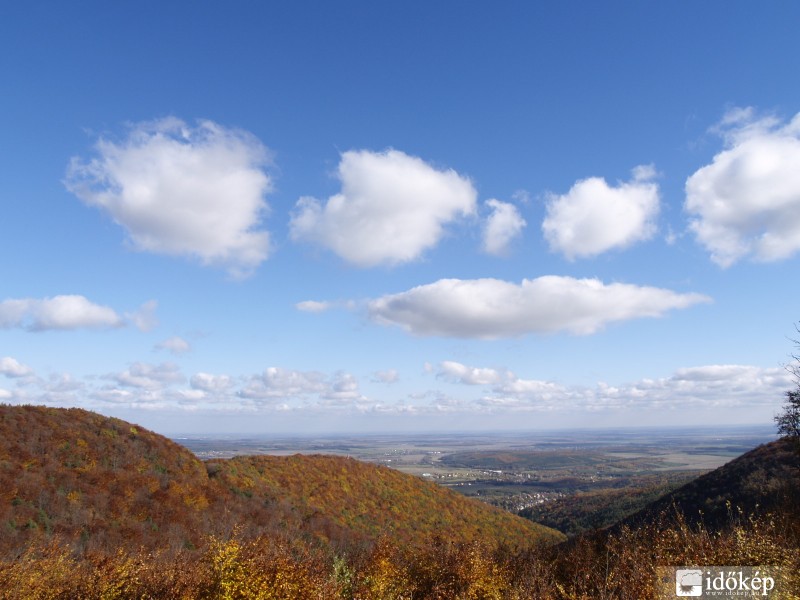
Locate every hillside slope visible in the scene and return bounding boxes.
[210,453,563,547]
[0,405,222,554]
[617,437,800,531]
[0,405,564,556]
[520,477,688,536]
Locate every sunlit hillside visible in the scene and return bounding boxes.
[0,405,562,557]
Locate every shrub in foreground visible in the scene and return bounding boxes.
[1,506,797,599]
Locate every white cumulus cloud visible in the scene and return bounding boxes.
[0,357,34,378]
[543,165,660,259]
[685,109,800,267]
[367,276,710,338]
[0,295,130,331]
[65,117,273,278]
[290,149,477,266]
[482,199,526,256]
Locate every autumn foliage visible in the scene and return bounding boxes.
[1,507,798,599]
[1,404,798,599]
[0,405,561,559]
[210,453,562,548]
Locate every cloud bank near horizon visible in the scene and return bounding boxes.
[0,357,787,425]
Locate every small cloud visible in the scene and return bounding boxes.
[91,388,135,404]
[65,117,273,278]
[295,299,357,313]
[481,199,526,256]
[290,149,477,267]
[239,367,327,400]
[631,164,658,181]
[295,300,332,313]
[128,300,159,332]
[437,361,506,385]
[108,362,185,390]
[372,369,399,384]
[323,372,363,401]
[0,357,34,378]
[511,189,531,204]
[190,372,235,394]
[155,335,191,355]
[0,295,125,331]
[0,296,157,333]
[237,367,365,406]
[543,165,660,259]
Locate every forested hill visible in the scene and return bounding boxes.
[0,405,564,556]
[209,452,564,546]
[617,437,800,532]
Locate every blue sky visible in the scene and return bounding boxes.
[1,2,799,434]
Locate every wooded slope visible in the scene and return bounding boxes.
[617,437,800,531]
[0,405,564,557]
